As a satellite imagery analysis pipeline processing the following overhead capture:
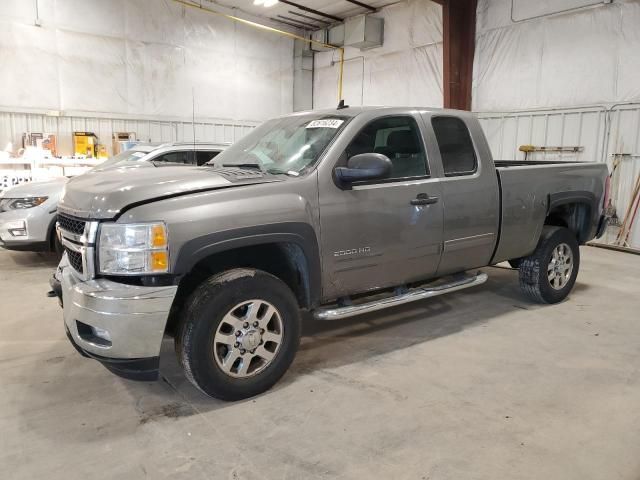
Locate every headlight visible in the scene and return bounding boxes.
[98,222,169,275]
[0,197,48,211]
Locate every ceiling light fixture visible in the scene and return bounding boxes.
[253,0,279,6]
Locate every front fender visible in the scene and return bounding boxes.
[172,222,322,306]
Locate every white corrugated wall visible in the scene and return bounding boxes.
[474,0,640,248]
[0,0,292,155]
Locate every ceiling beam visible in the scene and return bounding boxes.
[288,10,331,25]
[278,0,343,22]
[344,0,376,12]
[276,14,318,29]
[269,17,307,29]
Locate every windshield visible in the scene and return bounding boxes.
[208,114,348,174]
[91,149,149,171]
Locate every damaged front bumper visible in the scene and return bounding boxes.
[53,256,177,381]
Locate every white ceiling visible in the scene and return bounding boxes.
[211,0,400,30]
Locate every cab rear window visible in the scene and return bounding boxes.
[432,117,477,177]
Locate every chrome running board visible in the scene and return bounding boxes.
[313,272,488,321]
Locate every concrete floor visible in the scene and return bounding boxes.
[1,247,639,480]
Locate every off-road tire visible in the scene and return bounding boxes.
[175,268,301,401]
[518,226,580,304]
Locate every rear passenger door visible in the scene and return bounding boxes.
[426,115,499,275]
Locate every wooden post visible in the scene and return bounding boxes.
[434,0,477,110]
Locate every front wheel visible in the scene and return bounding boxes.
[518,226,580,304]
[51,227,64,259]
[176,268,301,401]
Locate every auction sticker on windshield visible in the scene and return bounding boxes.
[306,119,344,129]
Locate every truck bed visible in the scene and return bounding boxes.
[491,160,607,264]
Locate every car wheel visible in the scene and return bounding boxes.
[176,268,301,401]
[52,228,64,259]
[518,226,580,304]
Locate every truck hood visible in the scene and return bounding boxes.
[58,165,281,219]
[0,177,68,198]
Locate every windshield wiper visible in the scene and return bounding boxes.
[221,163,263,171]
[266,168,298,177]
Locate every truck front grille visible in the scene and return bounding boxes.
[65,248,84,274]
[58,214,87,236]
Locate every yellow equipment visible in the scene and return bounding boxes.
[73,132,98,158]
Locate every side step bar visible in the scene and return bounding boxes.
[314,272,488,321]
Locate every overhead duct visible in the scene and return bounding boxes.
[328,23,345,46]
[344,15,383,50]
[311,14,383,52]
[310,29,331,52]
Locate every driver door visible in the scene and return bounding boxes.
[318,114,444,300]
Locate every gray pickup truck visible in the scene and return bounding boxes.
[52,107,609,400]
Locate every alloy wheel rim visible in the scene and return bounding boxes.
[213,299,284,378]
[547,243,573,290]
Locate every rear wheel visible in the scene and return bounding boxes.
[518,226,580,304]
[176,268,301,401]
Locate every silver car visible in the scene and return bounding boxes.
[0,177,67,253]
[0,142,227,254]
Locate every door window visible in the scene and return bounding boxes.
[431,117,477,176]
[152,150,193,165]
[195,150,221,166]
[346,116,428,180]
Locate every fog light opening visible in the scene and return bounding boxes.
[8,228,27,237]
[76,321,112,347]
[6,220,27,237]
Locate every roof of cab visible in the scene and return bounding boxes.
[130,141,231,152]
[281,105,474,119]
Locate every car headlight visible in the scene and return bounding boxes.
[98,222,169,275]
[0,197,48,211]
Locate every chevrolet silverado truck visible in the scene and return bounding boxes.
[51,107,609,400]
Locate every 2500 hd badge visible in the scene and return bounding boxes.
[334,247,371,257]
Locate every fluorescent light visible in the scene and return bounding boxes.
[264,0,279,6]
[253,0,265,4]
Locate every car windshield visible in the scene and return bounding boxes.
[91,149,149,171]
[208,114,348,174]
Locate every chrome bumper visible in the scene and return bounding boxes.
[61,265,177,362]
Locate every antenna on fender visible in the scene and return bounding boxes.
[337,99,349,110]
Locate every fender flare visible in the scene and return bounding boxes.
[172,222,322,307]
[547,190,598,242]
[548,190,596,214]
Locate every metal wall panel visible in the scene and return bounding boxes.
[477,103,640,248]
[477,106,607,163]
[0,110,258,156]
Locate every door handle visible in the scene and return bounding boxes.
[410,193,439,206]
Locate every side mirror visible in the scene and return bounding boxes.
[334,153,392,184]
